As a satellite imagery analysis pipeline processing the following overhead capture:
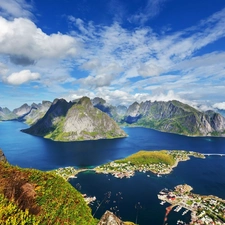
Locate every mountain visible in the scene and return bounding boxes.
[22,97,127,141]
[122,100,225,136]
[13,103,32,117]
[12,101,52,125]
[22,101,52,125]
[92,97,127,122]
[0,107,17,120]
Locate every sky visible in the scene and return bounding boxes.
[0,0,225,110]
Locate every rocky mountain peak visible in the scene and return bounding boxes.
[13,103,31,116]
[78,96,93,109]
[92,97,106,106]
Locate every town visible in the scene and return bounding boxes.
[95,150,205,178]
[158,184,225,225]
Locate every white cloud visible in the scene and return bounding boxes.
[137,63,163,77]
[79,62,122,88]
[0,17,79,65]
[3,70,40,85]
[0,0,33,19]
[213,102,225,110]
[129,0,168,24]
[0,62,8,76]
[1,4,225,107]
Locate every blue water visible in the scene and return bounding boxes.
[1,121,225,225]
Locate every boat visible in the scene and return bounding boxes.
[182,209,189,215]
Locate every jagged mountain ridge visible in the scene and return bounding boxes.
[90,98,225,136]
[13,101,52,125]
[122,100,225,136]
[22,97,127,141]
[0,107,17,120]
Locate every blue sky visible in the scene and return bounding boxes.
[1,0,225,110]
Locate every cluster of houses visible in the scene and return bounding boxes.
[158,184,225,225]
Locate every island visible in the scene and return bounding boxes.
[52,150,205,180]
[95,150,205,178]
[158,184,225,225]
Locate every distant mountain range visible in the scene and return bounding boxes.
[92,98,225,137]
[1,97,225,138]
[0,107,17,121]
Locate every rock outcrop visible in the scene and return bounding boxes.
[0,149,7,163]
[98,211,135,225]
[22,97,127,141]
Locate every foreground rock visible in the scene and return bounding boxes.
[0,149,7,163]
[98,211,135,225]
[22,97,127,141]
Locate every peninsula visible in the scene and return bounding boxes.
[95,150,205,178]
[53,150,205,180]
[158,184,225,225]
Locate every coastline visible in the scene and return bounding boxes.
[158,184,225,224]
[52,150,205,180]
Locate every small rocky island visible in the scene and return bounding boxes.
[158,184,225,225]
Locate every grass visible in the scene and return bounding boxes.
[115,150,176,166]
[0,162,98,225]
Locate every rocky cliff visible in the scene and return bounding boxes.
[122,100,225,136]
[22,97,127,141]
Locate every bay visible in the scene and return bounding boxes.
[0,121,225,224]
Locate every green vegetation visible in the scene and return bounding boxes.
[0,194,39,225]
[116,150,176,166]
[96,150,205,176]
[0,162,98,225]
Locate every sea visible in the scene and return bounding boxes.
[0,121,225,225]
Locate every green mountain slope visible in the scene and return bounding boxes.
[0,161,98,225]
[123,100,225,136]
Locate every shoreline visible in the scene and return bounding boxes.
[158,184,225,224]
[52,150,205,180]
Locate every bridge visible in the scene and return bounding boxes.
[203,153,225,157]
